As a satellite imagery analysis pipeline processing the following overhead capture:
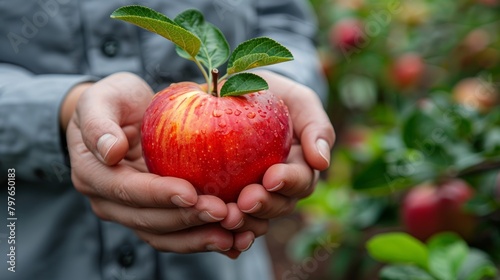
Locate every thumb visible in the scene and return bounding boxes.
[74,72,153,165]
[300,122,335,171]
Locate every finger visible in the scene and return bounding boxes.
[135,224,234,254]
[233,231,255,252]
[262,145,316,198]
[237,184,297,219]
[221,203,269,237]
[254,70,336,170]
[74,72,153,165]
[89,195,227,234]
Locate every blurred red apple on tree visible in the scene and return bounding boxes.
[390,53,425,89]
[402,179,477,241]
[329,18,365,52]
[452,77,499,113]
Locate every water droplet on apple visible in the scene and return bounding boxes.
[266,105,272,111]
[234,109,242,116]
[224,108,233,115]
[212,110,223,117]
[247,112,256,119]
[268,100,273,105]
[244,107,250,110]
[218,120,227,128]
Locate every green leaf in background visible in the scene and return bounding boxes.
[338,75,377,110]
[458,249,498,280]
[401,109,455,169]
[110,5,201,57]
[220,73,269,97]
[227,37,294,75]
[366,232,429,269]
[427,233,469,280]
[174,9,230,69]
[380,265,435,280]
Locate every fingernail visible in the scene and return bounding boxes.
[171,195,195,207]
[240,239,254,252]
[242,202,262,214]
[199,211,224,222]
[206,244,230,252]
[267,181,284,192]
[239,231,255,252]
[226,218,244,230]
[316,139,331,166]
[97,133,118,162]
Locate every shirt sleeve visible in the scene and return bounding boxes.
[0,63,96,183]
[253,0,328,103]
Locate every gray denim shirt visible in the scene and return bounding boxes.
[0,1,326,279]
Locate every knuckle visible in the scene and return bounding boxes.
[130,213,155,232]
[89,200,109,221]
[113,182,134,206]
[177,208,200,228]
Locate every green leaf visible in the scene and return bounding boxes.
[427,233,469,280]
[380,265,435,280]
[227,37,294,75]
[458,249,498,280]
[110,5,201,57]
[220,73,269,97]
[339,75,377,110]
[174,9,230,69]
[366,232,429,269]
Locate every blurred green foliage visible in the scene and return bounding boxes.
[290,0,500,279]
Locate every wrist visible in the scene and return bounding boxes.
[60,82,93,133]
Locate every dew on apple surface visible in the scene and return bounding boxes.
[212,109,223,117]
[218,120,227,128]
[234,109,242,116]
[224,108,233,114]
[247,112,256,119]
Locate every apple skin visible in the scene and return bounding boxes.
[141,82,293,203]
[402,179,476,241]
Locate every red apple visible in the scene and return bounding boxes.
[390,53,425,89]
[141,82,293,203]
[452,78,499,113]
[329,18,365,51]
[402,179,476,241]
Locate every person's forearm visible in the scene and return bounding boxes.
[60,82,94,133]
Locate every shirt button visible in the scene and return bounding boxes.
[117,244,135,268]
[101,38,120,57]
[34,168,46,179]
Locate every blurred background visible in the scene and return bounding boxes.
[265,0,500,279]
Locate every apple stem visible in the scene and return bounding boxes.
[212,68,219,97]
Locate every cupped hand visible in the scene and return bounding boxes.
[66,72,257,256]
[233,70,335,221]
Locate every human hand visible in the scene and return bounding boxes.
[230,70,335,222]
[65,72,256,257]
